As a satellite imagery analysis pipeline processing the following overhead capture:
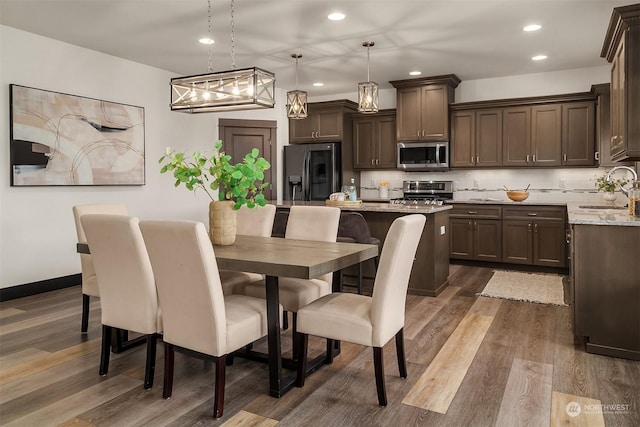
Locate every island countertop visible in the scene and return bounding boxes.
[274,200,452,214]
[566,202,640,227]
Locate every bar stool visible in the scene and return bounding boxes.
[337,212,380,295]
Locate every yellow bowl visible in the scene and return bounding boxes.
[506,191,529,202]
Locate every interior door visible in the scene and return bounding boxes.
[220,119,276,201]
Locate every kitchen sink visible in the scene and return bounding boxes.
[578,205,627,210]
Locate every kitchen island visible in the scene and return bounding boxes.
[275,201,452,296]
[567,202,640,360]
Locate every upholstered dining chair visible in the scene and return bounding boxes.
[241,205,341,353]
[72,203,128,334]
[294,214,426,407]
[80,214,162,390]
[139,220,277,419]
[218,204,276,295]
[337,212,381,294]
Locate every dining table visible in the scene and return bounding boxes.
[212,234,378,397]
[78,234,378,398]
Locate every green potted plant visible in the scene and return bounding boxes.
[594,173,628,202]
[159,140,270,245]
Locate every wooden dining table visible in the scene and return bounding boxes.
[213,235,378,398]
[78,234,378,398]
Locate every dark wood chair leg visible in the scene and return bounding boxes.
[291,313,298,360]
[295,332,308,387]
[81,294,90,334]
[99,325,112,376]
[226,355,234,366]
[395,329,407,378]
[213,355,227,419]
[143,334,157,389]
[325,339,335,364]
[163,342,175,399]
[357,263,363,295]
[282,310,289,330]
[373,347,387,406]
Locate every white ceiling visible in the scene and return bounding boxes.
[0,0,632,96]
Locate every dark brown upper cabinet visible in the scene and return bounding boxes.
[562,102,596,166]
[591,83,634,167]
[352,110,396,170]
[289,100,357,143]
[601,3,640,161]
[390,75,460,142]
[451,109,502,167]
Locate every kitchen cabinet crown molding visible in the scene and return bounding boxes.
[389,74,461,89]
[450,91,596,111]
[601,3,640,62]
[351,108,396,119]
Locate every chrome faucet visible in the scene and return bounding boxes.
[605,165,638,197]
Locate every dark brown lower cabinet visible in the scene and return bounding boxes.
[502,206,567,268]
[450,204,501,262]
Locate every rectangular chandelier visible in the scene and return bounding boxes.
[358,81,379,113]
[170,67,276,113]
[287,89,308,119]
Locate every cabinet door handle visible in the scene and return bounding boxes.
[532,154,536,162]
[563,153,567,162]
[595,151,600,161]
[473,221,477,230]
[468,211,477,214]
[468,221,472,229]
[527,212,538,216]
[377,159,380,165]
[534,223,538,233]
[566,230,571,244]
[476,156,479,163]
[471,156,474,163]
[371,159,375,166]
[528,223,532,231]
[526,154,530,162]
[422,130,426,137]
[417,130,421,137]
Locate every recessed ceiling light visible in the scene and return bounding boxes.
[199,37,214,45]
[532,54,547,61]
[409,71,422,76]
[313,82,324,87]
[523,24,542,32]
[328,12,345,21]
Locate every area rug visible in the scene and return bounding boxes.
[478,270,567,306]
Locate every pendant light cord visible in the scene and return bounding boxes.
[230,0,236,69]
[207,0,213,72]
[367,44,371,82]
[295,56,299,89]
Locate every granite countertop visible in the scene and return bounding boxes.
[275,200,452,214]
[566,202,640,227]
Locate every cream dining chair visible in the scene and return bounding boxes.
[139,219,278,419]
[294,214,426,407]
[80,214,162,390]
[218,204,276,295]
[72,203,128,334]
[241,205,340,354]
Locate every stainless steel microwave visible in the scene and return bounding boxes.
[397,141,449,171]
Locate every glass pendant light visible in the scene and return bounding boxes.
[170,0,275,113]
[287,53,308,119]
[358,41,379,113]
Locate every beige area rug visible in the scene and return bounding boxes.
[478,270,567,306]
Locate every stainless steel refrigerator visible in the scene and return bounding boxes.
[284,143,341,201]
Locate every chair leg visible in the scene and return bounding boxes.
[99,325,112,376]
[373,347,387,406]
[395,329,407,378]
[325,339,335,364]
[357,263,363,295]
[213,355,227,419]
[81,294,90,334]
[295,332,308,387]
[143,334,158,389]
[291,313,298,359]
[163,342,175,399]
[282,311,289,330]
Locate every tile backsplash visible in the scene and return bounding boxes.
[359,167,636,204]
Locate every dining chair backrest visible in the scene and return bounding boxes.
[285,206,340,285]
[338,211,374,244]
[236,204,276,237]
[72,204,128,295]
[80,214,159,334]
[140,220,227,357]
[285,206,340,242]
[370,214,425,347]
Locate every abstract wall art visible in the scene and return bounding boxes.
[10,84,145,186]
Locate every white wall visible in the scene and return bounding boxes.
[0,26,289,288]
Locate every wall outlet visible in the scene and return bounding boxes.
[440,225,446,235]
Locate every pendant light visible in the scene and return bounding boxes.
[358,41,379,113]
[170,0,276,113]
[287,53,308,119]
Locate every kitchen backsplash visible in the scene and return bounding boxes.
[359,167,636,204]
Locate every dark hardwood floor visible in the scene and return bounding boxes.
[1,264,638,426]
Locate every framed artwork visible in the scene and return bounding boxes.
[9,84,145,186]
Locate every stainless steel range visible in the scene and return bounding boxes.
[390,180,453,205]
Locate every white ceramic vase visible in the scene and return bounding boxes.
[602,192,617,202]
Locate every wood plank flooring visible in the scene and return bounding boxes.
[1,264,638,426]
